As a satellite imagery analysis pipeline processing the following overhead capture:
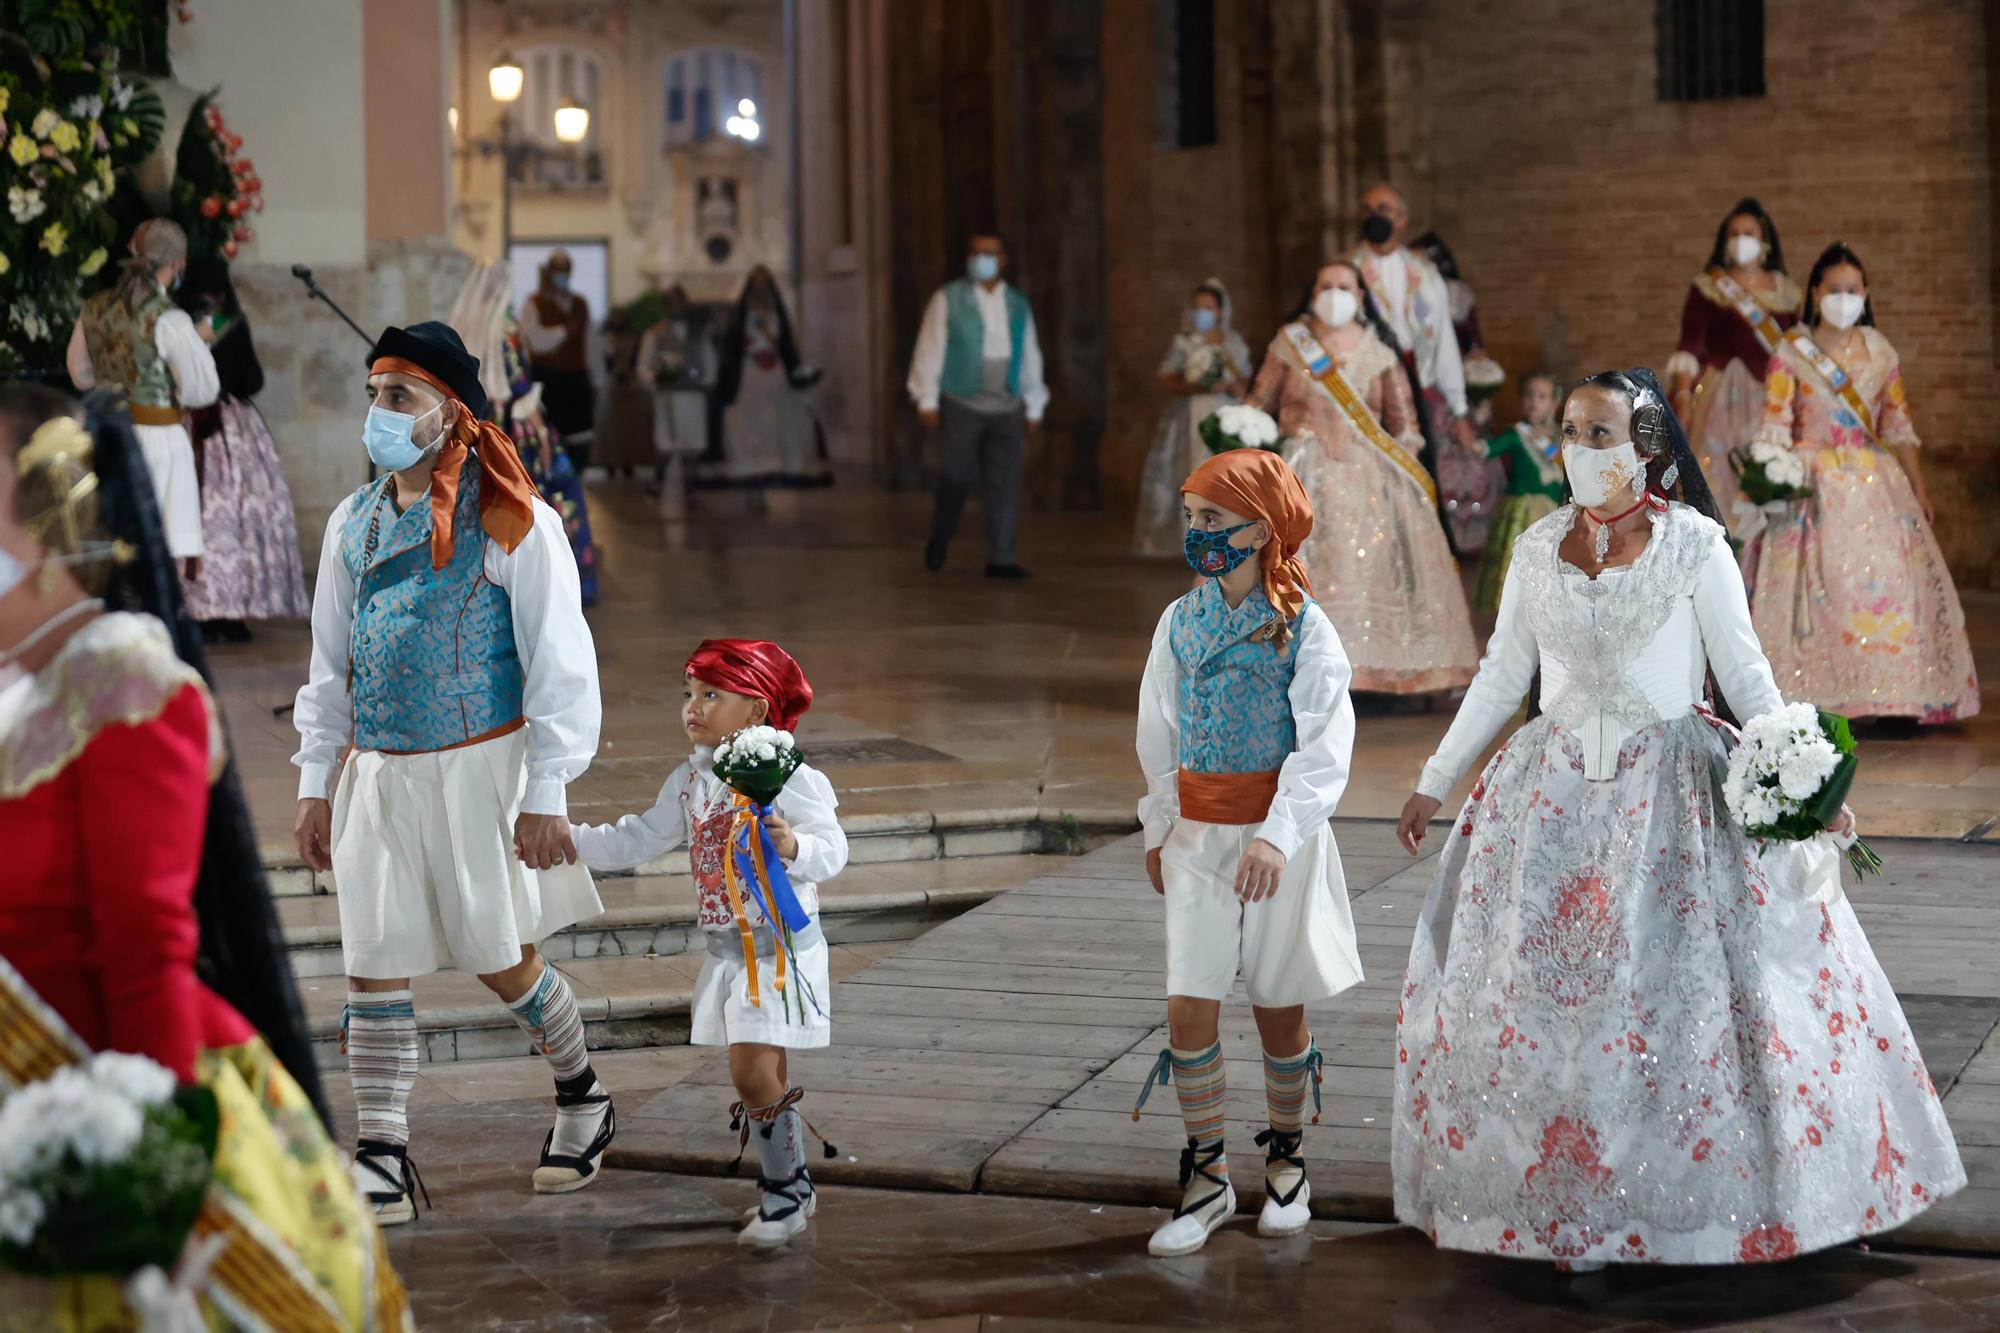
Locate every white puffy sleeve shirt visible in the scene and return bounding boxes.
[292,492,601,816]
[1417,524,1786,799]
[65,307,220,409]
[1136,599,1356,858]
[570,758,849,922]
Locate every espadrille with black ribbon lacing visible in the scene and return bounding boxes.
[1147,1137,1236,1257]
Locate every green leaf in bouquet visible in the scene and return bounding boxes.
[1803,752,1859,831]
[1818,709,1858,758]
[1197,412,1232,455]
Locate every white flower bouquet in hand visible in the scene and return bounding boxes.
[1730,436,1812,505]
[1199,403,1280,455]
[1183,341,1225,391]
[1722,702,1882,877]
[0,1052,217,1276]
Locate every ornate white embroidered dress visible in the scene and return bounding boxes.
[1393,502,1964,1266]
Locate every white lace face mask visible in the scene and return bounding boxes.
[1563,441,1645,509]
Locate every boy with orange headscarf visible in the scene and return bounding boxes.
[1131,448,1363,1256]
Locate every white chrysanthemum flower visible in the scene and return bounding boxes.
[87,1052,176,1107]
[0,1190,45,1246]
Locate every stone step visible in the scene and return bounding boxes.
[298,941,908,1070]
[258,808,1134,897]
[293,856,1052,1067]
[279,853,1056,978]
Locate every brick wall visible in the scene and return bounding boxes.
[1410,0,1997,585]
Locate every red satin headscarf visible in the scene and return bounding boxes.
[685,639,815,732]
[1181,449,1316,625]
[370,355,538,569]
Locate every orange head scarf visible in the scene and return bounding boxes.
[1181,449,1316,630]
[369,356,538,569]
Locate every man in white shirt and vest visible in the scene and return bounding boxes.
[907,233,1048,580]
[1349,185,1479,459]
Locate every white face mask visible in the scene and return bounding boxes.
[1313,288,1358,329]
[1563,441,1646,509]
[1727,234,1764,267]
[1819,292,1866,331]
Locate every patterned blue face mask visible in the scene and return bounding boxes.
[1184,521,1258,579]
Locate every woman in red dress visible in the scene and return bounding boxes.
[0,385,410,1331]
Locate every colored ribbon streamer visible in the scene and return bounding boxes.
[721,794,823,1021]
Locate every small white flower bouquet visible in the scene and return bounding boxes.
[1730,436,1812,506]
[713,725,802,808]
[0,1052,218,1276]
[1722,702,1882,878]
[1463,351,1505,405]
[1198,403,1280,455]
[1183,341,1225,391]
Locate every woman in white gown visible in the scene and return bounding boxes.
[1131,279,1252,556]
[1390,368,1963,1269]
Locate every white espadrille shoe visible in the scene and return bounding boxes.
[738,1174,816,1249]
[1148,1139,1235,1257]
[1254,1127,1312,1237]
[352,1142,426,1227]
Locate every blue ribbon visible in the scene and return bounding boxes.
[734,801,814,934]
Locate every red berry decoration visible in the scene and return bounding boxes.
[223,240,239,258]
[232,225,251,242]
[200,196,222,219]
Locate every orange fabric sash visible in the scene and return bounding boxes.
[722,793,790,1008]
[370,355,537,569]
[1178,768,1280,826]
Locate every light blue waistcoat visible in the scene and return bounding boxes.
[941,277,1029,400]
[340,459,525,753]
[1169,581,1300,774]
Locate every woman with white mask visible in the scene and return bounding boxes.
[1243,261,1477,694]
[1131,279,1252,556]
[1748,242,1977,723]
[1666,198,1802,515]
[1390,367,1964,1270]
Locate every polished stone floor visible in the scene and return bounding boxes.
[372,1160,2000,1331]
[210,482,2000,857]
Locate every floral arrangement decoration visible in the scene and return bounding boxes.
[1730,436,1811,506]
[713,725,822,1022]
[1198,403,1280,455]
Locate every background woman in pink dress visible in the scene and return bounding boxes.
[1247,261,1477,695]
[1751,242,1979,723]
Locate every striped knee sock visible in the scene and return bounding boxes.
[344,989,419,1149]
[506,964,592,1083]
[1263,1038,1322,1133]
[1170,1041,1228,1169]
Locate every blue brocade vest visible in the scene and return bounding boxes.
[1170,581,1300,775]
[341,460,525,753]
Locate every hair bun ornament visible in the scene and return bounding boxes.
[1631,400,1670,458]
[16,416,95,477]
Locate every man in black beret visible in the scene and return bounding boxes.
[291,321,614,1224]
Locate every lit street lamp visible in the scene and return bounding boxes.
[553,99,590,145]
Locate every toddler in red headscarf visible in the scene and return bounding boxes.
[571,638,846,1250]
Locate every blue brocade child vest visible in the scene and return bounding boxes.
[1169,581,1300,825]
[340,460,525,753]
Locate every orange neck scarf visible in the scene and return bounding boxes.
[371,356,537,569]
[1181,449,1316,628]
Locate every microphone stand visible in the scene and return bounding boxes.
[275,265,377,720]
[290,263,372,345]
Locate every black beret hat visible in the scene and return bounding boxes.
[366,320,490,420]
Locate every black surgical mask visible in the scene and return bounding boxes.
[1361,213,1395,246]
